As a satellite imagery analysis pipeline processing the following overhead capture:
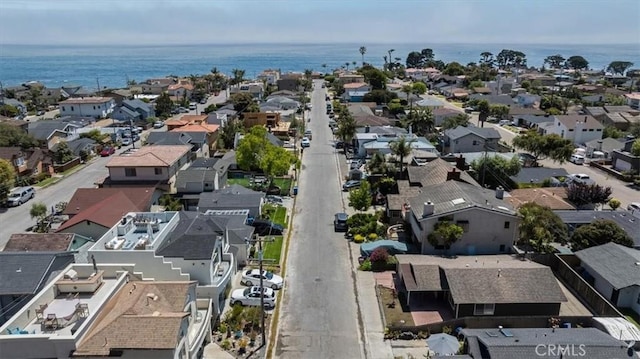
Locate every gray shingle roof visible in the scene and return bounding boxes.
[28,120,77,140]
[190,157,220,169]
[445,125,501,140]
[585,137,624,152]
[114,105,140,119]
[554,210,640,247]
[461,328,629,359]
[56,137,96,156]
[575,242,640,289]
[175,169,217,192]
[0,252,74,295]
[468,94,515,106]
[197,185,264,212]
[123,99,152,113]
[408,180,515,219]
[156,211,225,260]
[407,158,479,187]
[146,132,193,146]
[509,167,569,184]
[445,267,567,304]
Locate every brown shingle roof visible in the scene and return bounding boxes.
[56,192,143,232]
[59,97,113,104]
[74,281,194,356]
[555,115,603,130]
[4,233,74,252]
[106,145,191,167]
[506,188,575,210]
[407,158,478,187]
[63,187,154,216]
[170,123,219,133]
[400,263,443,291]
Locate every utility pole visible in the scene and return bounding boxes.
[258,235,266,346]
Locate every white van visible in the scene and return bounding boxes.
[570,154,585,165]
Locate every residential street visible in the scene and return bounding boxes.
[274,80,365,358]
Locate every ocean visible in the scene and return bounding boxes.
[1,43,638,90]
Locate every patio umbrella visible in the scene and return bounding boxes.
[427,333,460,356]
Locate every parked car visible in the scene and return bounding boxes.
[301,137,310,148]
[569,154,585,165]
[241,269,284,289]
[334,141,344,149]
[265,195,284,205]
[464,107,474,113]
[567,173,594,185]
[350,159,363,170]
[7,186,35,207]
[304,129,312,140]
[37,110,45,116]
[100,146,116,156]
[230,286,276,308]
[179,107,189,113]
[153,121,164,129]
[334,212,349,232]
[498,120,510,126]
[189,103,197,110]
[251,219,284,236]
[342,180,361,191]
[121,138,132,146]
[627,202,640,212]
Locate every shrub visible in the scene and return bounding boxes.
[354,234,365,243]
[370,247,389,263]
[359,258,372,271]
[35,172,51,183]
[221,339,231,350]
[368,233,378,241]
[608,198,621,210]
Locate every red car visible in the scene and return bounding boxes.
[100,146,116,157]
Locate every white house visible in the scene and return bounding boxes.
[575,243,640,317]
[0,263,212,359]
[168,82,194,99]
[257,69,281,86]
[406,181,519,255]
[59,97,115,118]
[625,92,640,109]
[542,114,603,145]
[229,82,264,100]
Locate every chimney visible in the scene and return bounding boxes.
[365,125,370,133]
[447,168,461,181]
[495,186,504,199]
[422,201,435,217]
[455,155,466,171]
[584,116,588,123]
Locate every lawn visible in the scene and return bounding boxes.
[378,285,415,328]
[262,236,283,263]
[227,177,293,196]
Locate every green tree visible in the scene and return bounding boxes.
[0,104,20,117]
[155,92,173,118]
[0,159,16,205]
[159,194,183,211]
[359,46,367,66]
[53,141,75,164]
[236,126,270,171]
[404,107,435,136]
[608,198,621,211]
[0,123,39,148]
[389,137,414,178]
[570,219,633,251]
[427,221,464,251]
[477,99,491,127]
[261,145,295,182]
[335,112,357,152]
[479,52,494,66]
[512,131,574,163]
[471,155,521,189]
[366,152,391,175]
[412,81,427,94]
[607,61,634,76]
[218,119,244,149]
[631,139,640,156]
[230,92,259,115]
[362,89,397,105]
[30,202,48,232]
[442,114,470,130]
[359,64,387,90]
[348,180,372,212]
[602,126,623,139]
[566,183,612,208]
[543,54,566,69]
[566,56,589,70]
[489,104,510,120]
[443,62,465,76]
[518,202,567,253]
[79,129,109,142]
[230,68,246,87]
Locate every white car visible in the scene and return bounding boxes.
[628,202,640,212]
[301,137,310,148]
[230,286,276,308]
[567,173,594,185]
[241,269,284,289]
[121,137,132,146]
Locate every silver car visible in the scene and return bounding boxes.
[230,286,276,308]
[7,186,35,207]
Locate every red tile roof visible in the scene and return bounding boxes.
[170,124,219,133]
[56,192,146,232]
[63,187,154,216]
[106,145,191,167]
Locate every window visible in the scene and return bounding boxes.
[568,129,574,131]
[474,303,495,315]
[499,244,506,252]
[154,167,163,175]
[124,168,137,177]
[14,157,25,166]
[71,106,74,111]
[62,106,66,111]
[504,221,510,229]
[472,140,478,145]
[456,220,469,232]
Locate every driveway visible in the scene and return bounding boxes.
[274,80,365,358]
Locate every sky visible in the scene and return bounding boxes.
[0,0,638,46]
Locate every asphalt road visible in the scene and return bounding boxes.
[274,80,365,359]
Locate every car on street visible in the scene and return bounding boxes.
[189,103,197,110]
[121,138,132,146]
[334,141,344,149]
[153,121,164,129]
[342,180,361,191]
[6,186,35,207]
[628,202,640,212]
[464,107,474,113]
[251,219,284,236]
[567,173,594,185]
[334,212,349,232]
[301,137,310,148]
[37,110,45,116]
[230,286,276,308]
[304,129,312,140]
[241,269,284,289]
[100,146,116,156]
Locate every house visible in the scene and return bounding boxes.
[406,158,477,188]
[407,181,519,255]
[59,97,115,119]
[103,88,132,105]
[468,94,515,107]
[190,157,230,188]
[242,112,281,129]
[103,145,192,192]
[0,98,27,115]
[575,242,640,316]
[625,92,640,109]
[52,137,96,158]
[0,117,29,131]
[461,328,630,359]
[167,82,194,99]
[542,115,603,145]
[57,188,156,239]
[197,185,264,218]
[396,254,567,316]
[147,130,210,158]
[432,107,463,126]
[3,233,94,253]
[508,167,570,187]
[0,263,211,359]
[444,126,501,153]
[165,114,207,130]
[508,107,545,119]
[141,79,173,94]
[0,252,75,326]
[505,187,575,210]
[63,187,157,219]
[604,105,639,115]
[176,168,219,194]
[415,97,445,109]
[338,73,365,84]
[28,120,82,149]
[0,147,53,178]
[598,112,633,130]
[87,211,232,317]
[257,69,281,86]
[229,82,264,100]
[171,124,220,154]
[349,104,394,127]
[585,137,625,159]
[554,210,640,248]
[111,99,155,122]
[343,82,371,93]
[276,74,302,92]
[264,96,300,110]
[611,146,640,174]
[361,135,437,158]
[511,114,553,128]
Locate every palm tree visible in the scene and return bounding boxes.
[359,46,367,66]
[366,152,389,175]
[389,136,414,179]
[344,62,350,71]
[405,107,435,136]
[387,49,395,70]
[231,68,245,88]
[336,113,357,155]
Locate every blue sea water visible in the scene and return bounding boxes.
[0,43,638,90]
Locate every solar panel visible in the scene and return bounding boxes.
[500,328,514,337]
[485,331,499,337]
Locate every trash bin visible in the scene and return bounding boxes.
[292,186,298,195]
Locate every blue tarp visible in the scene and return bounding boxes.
[360,240,408,257]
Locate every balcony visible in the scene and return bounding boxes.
[188,298,212,357]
